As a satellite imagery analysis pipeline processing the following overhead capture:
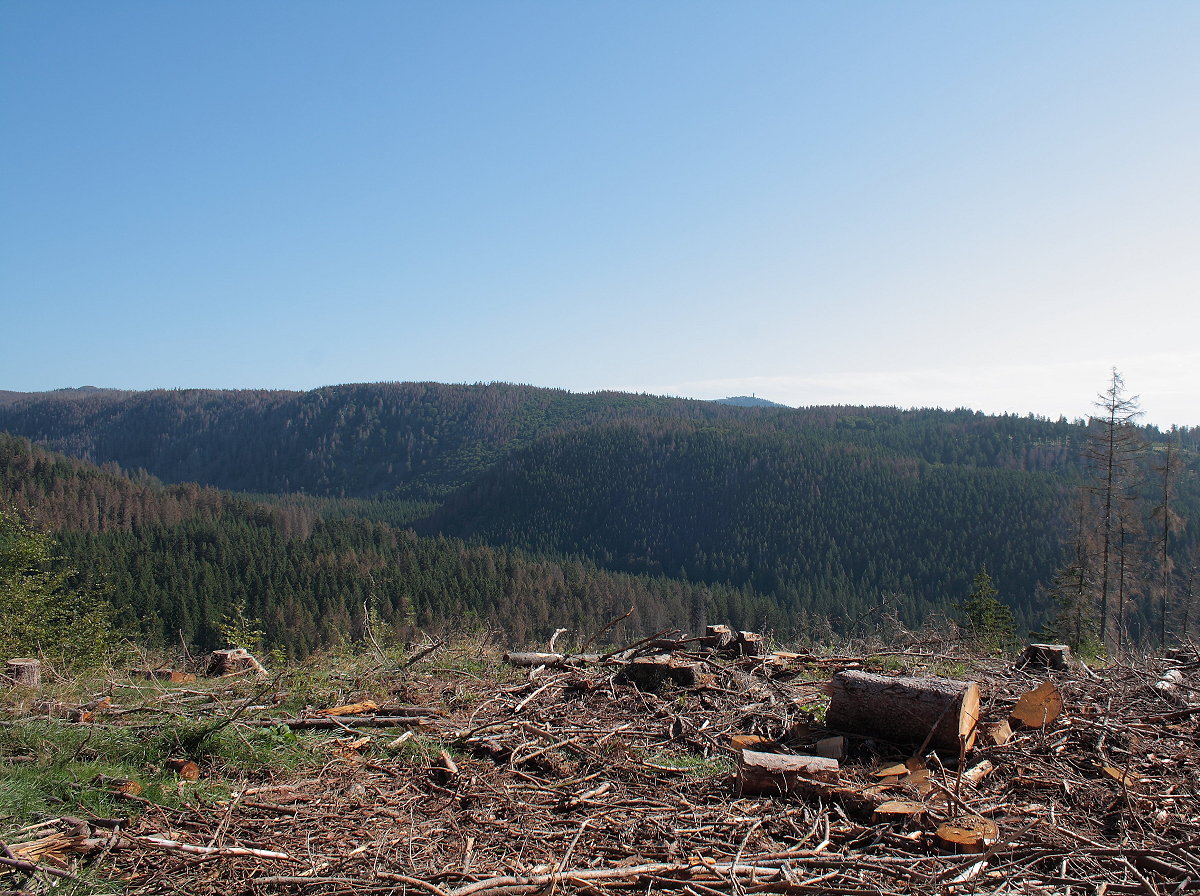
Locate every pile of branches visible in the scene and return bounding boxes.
[3,634,1200,896]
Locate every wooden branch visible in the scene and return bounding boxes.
[242,715,431,730]
[134,834,294,861]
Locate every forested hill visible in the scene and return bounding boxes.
[3,382,1198,643]
[1,432,771,654]
[417,420,1073,631]
[0,383,759,499]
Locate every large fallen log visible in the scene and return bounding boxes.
[824,669,981,753]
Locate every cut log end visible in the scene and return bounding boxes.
[1010,681,1063,729]
[934,815,1000,854]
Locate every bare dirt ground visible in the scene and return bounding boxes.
[5,636,1200,895]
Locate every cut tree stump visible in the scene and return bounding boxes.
[206,648,267,677]
[701,625,735,651]
[825,670,982,753]
[5,658,41,688]
[736,631,766,657]
[1021,643,1072,671]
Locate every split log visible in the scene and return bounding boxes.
[317,700,379,716]
[825,670,981,753]
[729,733,774,753]
[5,658,41,688]
[1154,669,1186,700]
[737,750,839,795]
[873,800,926,824]
[815,735,846,760]
[435,749,459,780]
[737,750,889,817]
[961,759,995,786]
[619,655,709,690]
[206,648,267,677]
[978,718,1013,746]
[1021,643,1072,671]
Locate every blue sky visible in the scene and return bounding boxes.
[2,2,1197,426]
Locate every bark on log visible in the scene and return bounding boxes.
[504,652,565,668]
[737,750,839,795]
[206,648,267,677]
[243,715,431,730]
[5,658,41,688]
[825,670,981,753]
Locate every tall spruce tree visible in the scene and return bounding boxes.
[1087,369,1144,647]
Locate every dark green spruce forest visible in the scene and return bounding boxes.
[1,381,1197,658]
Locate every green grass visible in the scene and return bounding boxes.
[639,749,735,781]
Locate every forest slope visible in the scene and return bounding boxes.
[0,432,773,655]
[3,382,1198,644]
